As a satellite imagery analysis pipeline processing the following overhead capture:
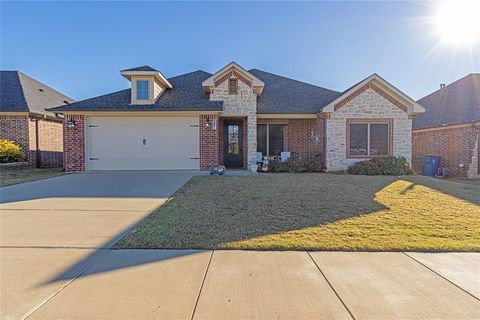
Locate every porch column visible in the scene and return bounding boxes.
[247,114,257,167]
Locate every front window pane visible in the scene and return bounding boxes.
[227,125,240,154]
[136,80,149,100]
[268,125,284,156]
[257,125,267,156]
[370,124,388,155]
[349,124,368,156]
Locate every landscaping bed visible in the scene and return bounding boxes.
[117,173,480,251]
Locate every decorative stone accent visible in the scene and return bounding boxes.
[412,124,479,177]
[199,114,219,170]
[326,87,412,171]
[63,114,85,172]
[210,76,257,166]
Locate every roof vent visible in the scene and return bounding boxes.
[63,100,70,104]
[440,83,446,90]
[38,88,44,92]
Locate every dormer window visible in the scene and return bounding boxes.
[136,80,150,100]
[228,78,238,95]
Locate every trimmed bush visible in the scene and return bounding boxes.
[347,156,412,176]
[0,139,25,163]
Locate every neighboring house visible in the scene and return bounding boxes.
[0,71,74,167]
[48,62,424,172]
[412,73,480,178]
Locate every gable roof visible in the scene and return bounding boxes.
[413,73,480,130]
[202,62,265,95]
[322,73,425,115]
[249,69,341,114]
[120,66,159,72]
[0,71,74,116]
[49,70,223,112]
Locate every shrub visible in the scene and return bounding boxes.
[347,156,412,176]
[269,155,324,173]
[0,139,25,163]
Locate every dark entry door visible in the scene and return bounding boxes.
[224,120,243,167]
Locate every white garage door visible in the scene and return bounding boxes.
[86,117,199,170]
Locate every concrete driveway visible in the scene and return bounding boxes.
[0,171,195,319]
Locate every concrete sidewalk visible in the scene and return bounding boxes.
[3,250,478,320]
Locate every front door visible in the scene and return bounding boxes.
[224,120,243,167]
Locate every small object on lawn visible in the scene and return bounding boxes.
[210,165,226,175]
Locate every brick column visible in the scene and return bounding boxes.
[199,114,219,170]
[63,114,85,172]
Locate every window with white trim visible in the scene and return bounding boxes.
[349,123,389,156]
[136,80,150,100]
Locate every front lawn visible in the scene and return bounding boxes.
[117,174,480,251]
[0,168,64,187]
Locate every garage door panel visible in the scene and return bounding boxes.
[87,117,199,170]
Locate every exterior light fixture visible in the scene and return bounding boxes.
[67,119,78,128]
[205,117,213,129]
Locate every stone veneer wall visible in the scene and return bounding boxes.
[63,114,85,172]
[210,77,257,166]
[326,88,412,171]
[412,125,479,178]
[0,114,30,163]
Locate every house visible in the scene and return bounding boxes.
[48,62,425,172]
[412,74,480,178]
[0,71,74,167]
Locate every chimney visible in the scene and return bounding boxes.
[440,83,446,90]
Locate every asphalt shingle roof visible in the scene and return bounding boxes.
[249,69,341,113]
[120,66,159,72]
[413,74,480,129]
[49,68,342,113]
[49,70,223,112]
[0,71,74,116]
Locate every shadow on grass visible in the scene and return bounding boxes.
[43,173,479,284]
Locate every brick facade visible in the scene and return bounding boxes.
[199,114,219,170]
[0,114,29,161]
[326,86,412,171]
[412,124,479,178]
[63,114,85,172]
[1,114,63,167]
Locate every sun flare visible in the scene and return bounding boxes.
[433,0,480,45]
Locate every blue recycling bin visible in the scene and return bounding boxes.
[421,156,441,176]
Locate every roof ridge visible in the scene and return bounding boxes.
[167,70,212,80]
[13,71,29,111]
[249,68,340,93]
[417,73,479,102]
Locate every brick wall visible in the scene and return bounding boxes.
[63,114,85,172]
[412,125,479,177]
[28,119,63,167]
[199,114,219,170]
[0,114,30,162]
[287,118,325,165]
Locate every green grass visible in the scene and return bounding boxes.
[117,174,480,251]
[0,168,64,187]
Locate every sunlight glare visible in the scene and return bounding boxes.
[434,0,480,45]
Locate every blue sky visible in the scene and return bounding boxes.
[1,1,479,101]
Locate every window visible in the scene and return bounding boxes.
[257,124,285,156]
[228,78,238,95]
[348,122,389,157]
[227,125,240,154]
[136,80,150,100]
